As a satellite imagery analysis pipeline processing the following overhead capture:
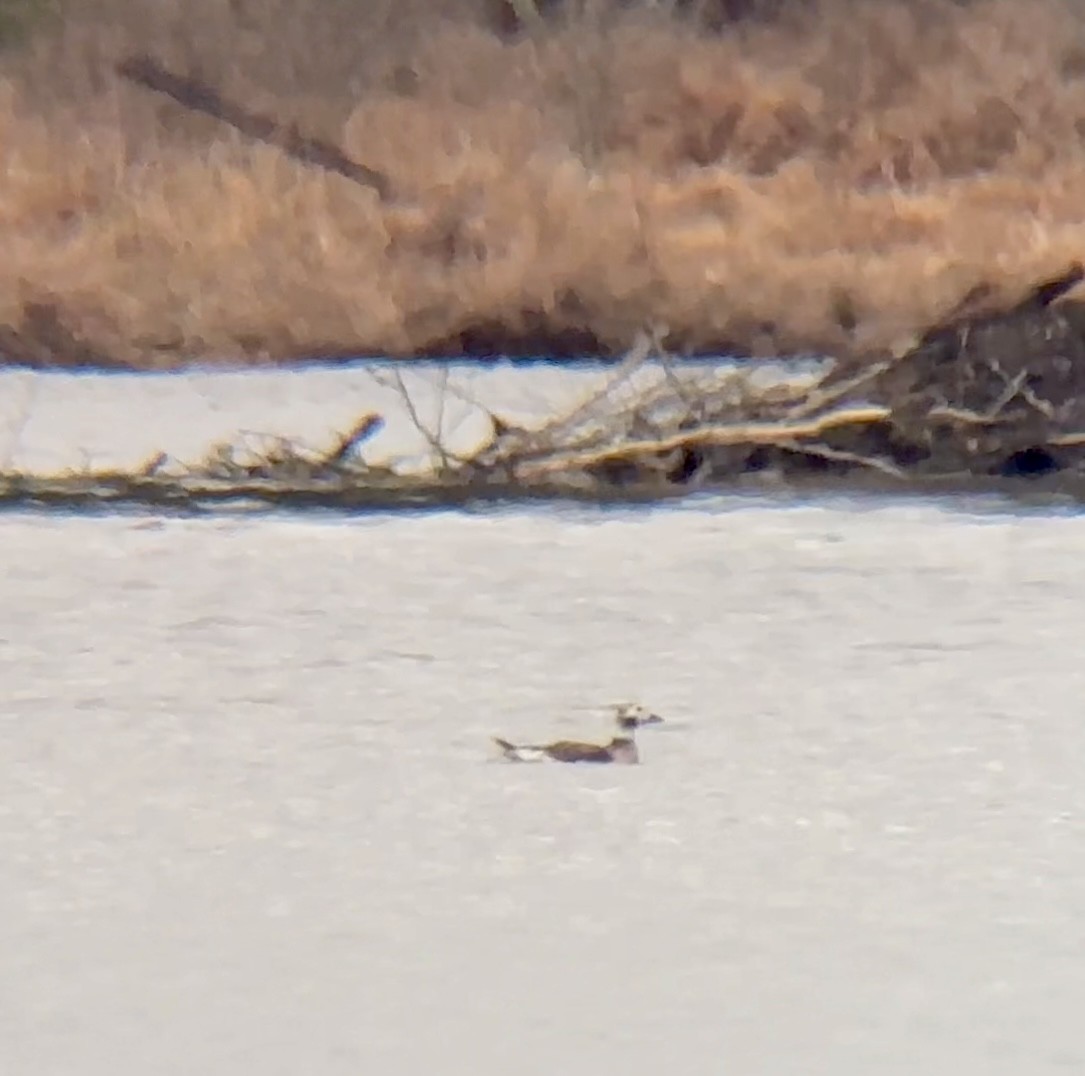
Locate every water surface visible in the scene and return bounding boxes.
[3,498,1085,1074]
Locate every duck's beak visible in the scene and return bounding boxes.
[642,712,665,726]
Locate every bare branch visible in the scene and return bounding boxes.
[320,413,384,467]
[513,405,893,479]
[369,367,460,470]
[779,441,905,479]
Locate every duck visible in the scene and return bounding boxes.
[491,702,664,765]
[492,732,641,765]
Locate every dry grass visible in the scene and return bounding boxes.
[4,0,1085,367]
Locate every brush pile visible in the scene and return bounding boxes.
[4,264,1085,511]
[479,264,1085,493]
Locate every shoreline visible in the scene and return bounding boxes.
[0,349,819,375]
[4,1,1085,510]
[3,287,1085,516]
[3,460,1085,518]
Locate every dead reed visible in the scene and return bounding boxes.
[2,0,1085,367]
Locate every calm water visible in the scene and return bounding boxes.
[3,497,1085,1074]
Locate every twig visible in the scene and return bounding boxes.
[471,333,657,466]
[394,367,450,468]
[527,334,654,446]
[986,358,1056,420]
[369,368,476,471]
[929,404,994,425]
[320,413,384,467]
[1018,381,1056,420]
[434,366,449,454]
[647,323,697,417]
[787,360,890,420]
[779,441,905,479]
[929,367,1037,427]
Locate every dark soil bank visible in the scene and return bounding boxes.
[723,265,1085,488]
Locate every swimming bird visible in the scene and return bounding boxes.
[491,702,664,764]
[492,732,640,765]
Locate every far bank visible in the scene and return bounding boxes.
[3,0,1085,370]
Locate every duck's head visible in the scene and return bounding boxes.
[610,702,664,730]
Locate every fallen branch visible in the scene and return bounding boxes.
[509,405,893,478]
[116,55,393,200]
[320,413,384,467]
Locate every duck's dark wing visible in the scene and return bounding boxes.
[544,739,613,763]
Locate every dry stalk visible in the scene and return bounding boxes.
[786,361,891,421]
[466,333,659,470]
[369,368,483,471]
[778,441,905,478]
[928,404,994,425]
[523,331,654,447]
[928,366,1046,427]
[646,324,699,417]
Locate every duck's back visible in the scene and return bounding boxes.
[544,740,615,763]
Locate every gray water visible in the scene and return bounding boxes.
[3,497,1085,1075]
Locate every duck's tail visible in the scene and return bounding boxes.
[492,736,546,762]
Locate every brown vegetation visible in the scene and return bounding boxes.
[3,0,1085,368]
